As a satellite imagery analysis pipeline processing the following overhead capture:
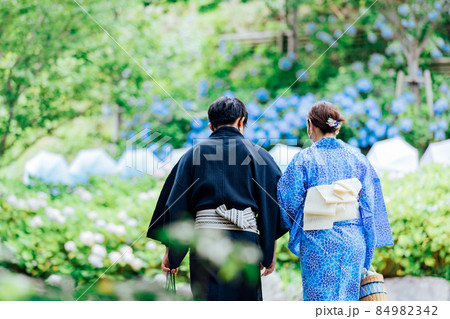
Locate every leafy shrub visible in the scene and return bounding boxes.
[373,164,450,279]
[0,176,190,286]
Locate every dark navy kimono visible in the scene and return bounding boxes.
[147,126,287,300]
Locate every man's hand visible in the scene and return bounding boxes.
[260,242,277,277]
[161,247,178,274]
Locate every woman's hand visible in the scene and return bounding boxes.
[161,247,178,274]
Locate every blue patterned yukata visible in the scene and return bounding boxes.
[277,137,393,301]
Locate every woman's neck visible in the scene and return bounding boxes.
[314,133,336,142]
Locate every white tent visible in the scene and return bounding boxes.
[367,137,419,178]
[269,144,302,172]
[117,148,162,178]
[69,148,118,183]
[161,148,189,172]
[420,140,450,166]
[23,150,73,185]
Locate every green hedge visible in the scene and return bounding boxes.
[372,164,450,279]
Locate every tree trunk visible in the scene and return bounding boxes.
[406,49,421,104]
[287,4,298,56]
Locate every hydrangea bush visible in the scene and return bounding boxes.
[0,176,187,286]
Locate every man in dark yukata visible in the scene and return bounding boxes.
[147,96,287,300]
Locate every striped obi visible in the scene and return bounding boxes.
[303,178,362,231]
[195,204,258,234]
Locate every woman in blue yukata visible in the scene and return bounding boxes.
[277,101,393,301]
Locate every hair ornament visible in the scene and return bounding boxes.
[327,118,339,127]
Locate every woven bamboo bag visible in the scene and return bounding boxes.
[359,266,388,301]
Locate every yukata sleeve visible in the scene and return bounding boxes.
[359,160,393,268]
[146,162,179,245]
[253,151,287,268]
[277,153,307,232]
[359,161,393,247]
[165,152,196,269]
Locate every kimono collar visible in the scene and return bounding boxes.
[209,126,244,139]
[314,137,344,149]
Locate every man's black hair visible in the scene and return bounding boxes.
[207,97,248,129]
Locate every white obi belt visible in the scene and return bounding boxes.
[303,178,362,231]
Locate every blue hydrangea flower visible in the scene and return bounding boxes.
[349,120,360,128]
[254,88,270,102]
[356,79,373,93]
[344,85,359,98]
[262,107,278,120]
[398,4,409,16]
[222,90,236,98]
[352,103,364,114]
[395,56,404,65]
[437,118,448,130]
[246,102,261,119]
[368,135,377,145]
[402,92,416,103]
[401,19,416,28]
[128,131,136,140]
[387,126,400,138]
[297,69,309,81]
[279,57,293,70]
[435,130,445,140]
[380,26,394,39]
[151,102,170,116]
[274,96,289,110]
[345,25,357,36]
[316,32,335,45]
[191,118,205,130]
[334,30,342,38]
[374,122,387,138]
[287,94,301,107]
[366,119,378,131]
[364,98,378,112]
[428,122,438,133]
[428,11,438,21]
[277,120,292,134]
[187,131,200,144]
[367,33,377,43]
[369,109,382,120]
[400,118,413,132]
[358,128,368,140]
[198,79,208,97]
[306,22,317,34]
[431,48,443,59]
[391,98,406,114]
[433,97,449,115]
[359,138,368,148]
[348,138,359,148]
[351,61,363,72]
[184,100,194,111]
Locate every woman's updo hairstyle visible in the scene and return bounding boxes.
[307,101,346,134]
